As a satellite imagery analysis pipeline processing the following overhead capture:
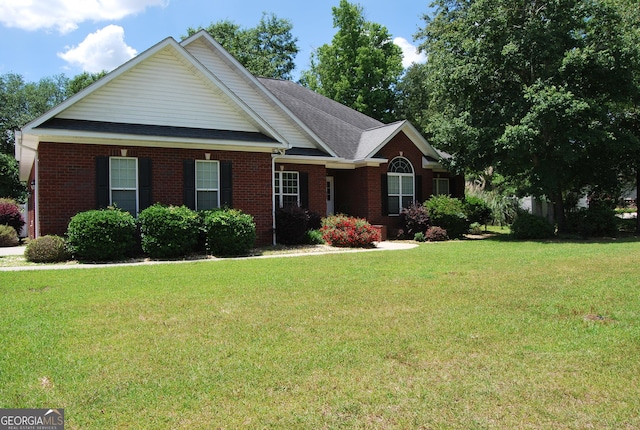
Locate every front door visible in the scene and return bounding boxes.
[326,176,335,216]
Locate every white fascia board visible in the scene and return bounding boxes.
[182,31,338,158]
[273,154,350,166]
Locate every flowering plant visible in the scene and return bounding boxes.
[321,214,380,248]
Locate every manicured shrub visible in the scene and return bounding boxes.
[566,205,618,238]
[66,208,137,261]
[204,208,256,256]
[0,224,19,247]
[400,202,431,238]
[321,214,380,248]
[0,201,25,236]
[138,204,201,258]
[425,226,449,242]
[24,235,70,263]
[425,195,469,239]
[510,212,555,240]
[304,229,325,245]
[463,196,492,226]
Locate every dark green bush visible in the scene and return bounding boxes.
[24,235,70,263]
[510,212,555,240]
[66,208,137,261]
[0,224,19,247]
[0,201,25,236]
[425,226,449,241]
[138,204,201,258]
[204,208,256,256]
[463,196,492,226]
[425,195,469,239]
[566,205,618,238]
[400,202,431,238]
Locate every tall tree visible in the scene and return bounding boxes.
[299,0,403,123]
[65,71,107,97]
[187,13,299,80]
[0,73,68,155]
[417,0,640,229]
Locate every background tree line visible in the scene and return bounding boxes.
[2,0,639,235]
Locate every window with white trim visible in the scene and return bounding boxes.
[196,160,220,210]
[433,178,450,196]
[110,157,138,215]
[387,157,414,215]
[275,171,299,207]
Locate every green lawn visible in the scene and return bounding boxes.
[1,238,639,429]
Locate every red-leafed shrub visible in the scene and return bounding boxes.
[321,214,380,248]
[425,226,449,242]
[0,201,25,236]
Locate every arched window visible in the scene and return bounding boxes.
[387,157,414,215]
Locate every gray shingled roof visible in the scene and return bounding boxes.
[258,78,387,160]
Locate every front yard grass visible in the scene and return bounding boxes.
[1,239,639,429]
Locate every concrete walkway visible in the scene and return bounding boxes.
[0,241,418,271]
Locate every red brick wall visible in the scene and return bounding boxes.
[36,142,274,245]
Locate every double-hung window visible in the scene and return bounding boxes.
[274,171,299,208]
[195,160,219,210]
[433,178,450,196]
[387,157,414,215]
[110,157,138,215]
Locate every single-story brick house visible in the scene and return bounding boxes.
[16,30,463,245]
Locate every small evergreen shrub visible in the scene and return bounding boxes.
[413,232,426,242]
[66,208,137,261]
[400,203,431,238]
[24,235,70,263]
[304,229,325,245]
[321,214,380,248]
[138,204,201,258]
[204,208,256,256]
[425,195,469,239]
[0,224,19,247]
[463,196,492,226]
[566,204,618,238]
[510,212,555,240]
[0,201,25,236]
[425,226,449,241]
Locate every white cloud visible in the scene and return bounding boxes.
[0,0,168,34]
[58,25,137,73]
[394,37,427,68]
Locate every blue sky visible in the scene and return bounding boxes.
[0,0,432,83]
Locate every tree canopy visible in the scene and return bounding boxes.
[187,13,299,80]
[299,0,404,123]
[415,0,640,228]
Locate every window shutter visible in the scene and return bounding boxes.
[183,160,195,210]
[381,174,388,215]
[96,156,109,209]
[415,175,423,204]
[138,158,152,211]
[299,172,309,209]
[220,161,233,207]
[449,178,455,196]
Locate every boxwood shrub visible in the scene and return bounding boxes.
[510,212,555,240]
[0,224,19,247]
[66,208,137,261]
[425,195,469,239]
[139,204,201,258]
[204,208,256,256]
[24,235,70,263]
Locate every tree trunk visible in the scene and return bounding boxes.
[552,188,566,234]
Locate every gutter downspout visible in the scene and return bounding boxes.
[34,150,40,238]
